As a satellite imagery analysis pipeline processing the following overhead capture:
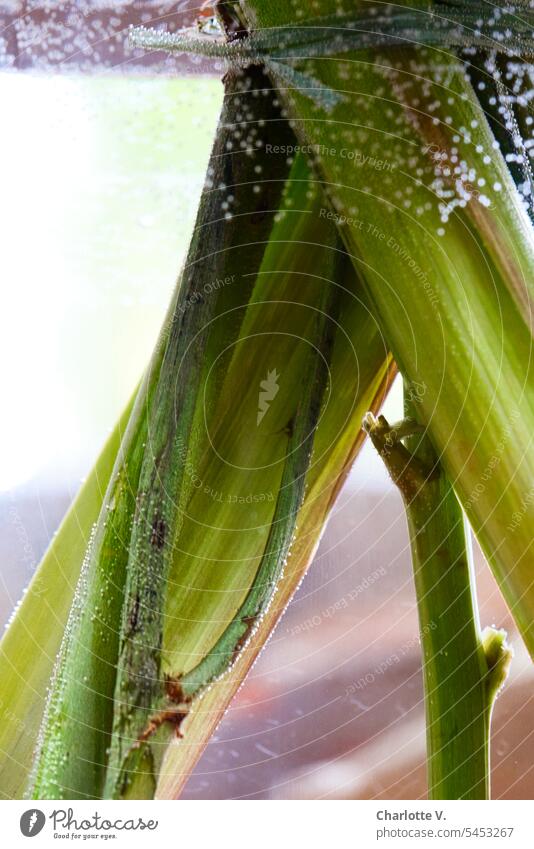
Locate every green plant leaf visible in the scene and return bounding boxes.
[240,0,534,657]
[0,393,134,799]
[152,153,394,798]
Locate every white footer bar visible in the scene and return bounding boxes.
[3,800,529,848]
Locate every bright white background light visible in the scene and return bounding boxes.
[0,72,220,492]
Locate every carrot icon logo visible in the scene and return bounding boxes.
[257,369,280,425]
[20,809,46,837]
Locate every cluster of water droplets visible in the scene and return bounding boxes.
[0,2,217,73]
[289,32,533,235]
[470,50,534,217]
[201,69,292,225]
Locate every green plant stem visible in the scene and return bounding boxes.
[365,382,512,799]
[30,66,295,801]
